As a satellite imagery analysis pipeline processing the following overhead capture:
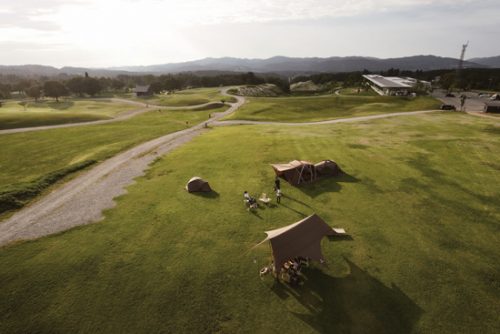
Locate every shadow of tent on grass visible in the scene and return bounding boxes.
[298,172,360,198]
[191,190,220,199]
[271,259,423,334]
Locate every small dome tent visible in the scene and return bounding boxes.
[186,177,212,192]
[314,160,342,177]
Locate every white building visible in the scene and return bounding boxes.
[362,74,431,96]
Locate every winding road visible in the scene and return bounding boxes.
[2,88,494,246]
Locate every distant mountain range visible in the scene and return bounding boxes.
[468,56,500,68]
[1,55,499,78]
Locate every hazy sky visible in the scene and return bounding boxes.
[0,0,499,67]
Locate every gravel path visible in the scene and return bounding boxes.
[0,99,222,135]
[0,89,244,246]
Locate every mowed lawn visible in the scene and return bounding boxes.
[225,94,441,122]
[122,87,237,107]
[0,113,498,333]
[0,106,223,214]
[0,99,137,130]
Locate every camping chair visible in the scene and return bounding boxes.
[258,193,271,205]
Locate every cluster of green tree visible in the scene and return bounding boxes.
[0,71,291,101]
[121,71,290,94]
[0,83,11,99]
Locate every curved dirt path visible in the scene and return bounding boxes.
[0,88,244,246]
[213,109,441,127]
[0,99,223,135]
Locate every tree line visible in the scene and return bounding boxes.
[1,68,499,102]
[0,71,291,101]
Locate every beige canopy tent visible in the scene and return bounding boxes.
[257,214,335,272]
[185,177,212,192]
[314,160,342,177]
[271,160,316,186]
[271,159,343,186]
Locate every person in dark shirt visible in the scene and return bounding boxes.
[274,176,281,191]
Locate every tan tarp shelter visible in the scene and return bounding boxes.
[257,214,333,272]
[186,177,212,192]
[271,160,316,186]
[314,160,342,177]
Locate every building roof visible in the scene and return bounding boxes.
[363,74,427,89]
[133,85,150,93]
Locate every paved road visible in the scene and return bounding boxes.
[0,88,244,246]
[0,99,223,135]
[432,90,487,112]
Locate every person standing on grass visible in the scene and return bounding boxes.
[276,188,282,204]
[274,176,281,191]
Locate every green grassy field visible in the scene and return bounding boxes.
[0,99,136,130]
[0,106,224,215]
[226,94,441,122]
[123,88,237,106]
[0,112,498,333]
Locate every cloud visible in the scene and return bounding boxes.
[0,0,86,31]
[0,0,485,31]
[0,0,498,66]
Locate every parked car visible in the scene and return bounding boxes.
[441,104,456,111]
[445,93,455,97]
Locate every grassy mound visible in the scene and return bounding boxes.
[123,88,236,107]
[237,84,283,97]
[0,160,96,214]
[0,99,135,130]
[226,95,441,122]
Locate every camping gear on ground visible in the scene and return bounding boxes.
[259,193,271,205]
[185,177,212,192]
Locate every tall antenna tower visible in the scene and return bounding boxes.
[456,41,469,89]
[458,41,469,72]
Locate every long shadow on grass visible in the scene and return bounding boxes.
[299,172,360,198]
[278,203,308,217]
[272,259,422,334]
[191,190,220,199]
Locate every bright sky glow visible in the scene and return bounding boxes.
[0,0,498,67]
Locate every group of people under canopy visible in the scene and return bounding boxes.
[257,213,347,284]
